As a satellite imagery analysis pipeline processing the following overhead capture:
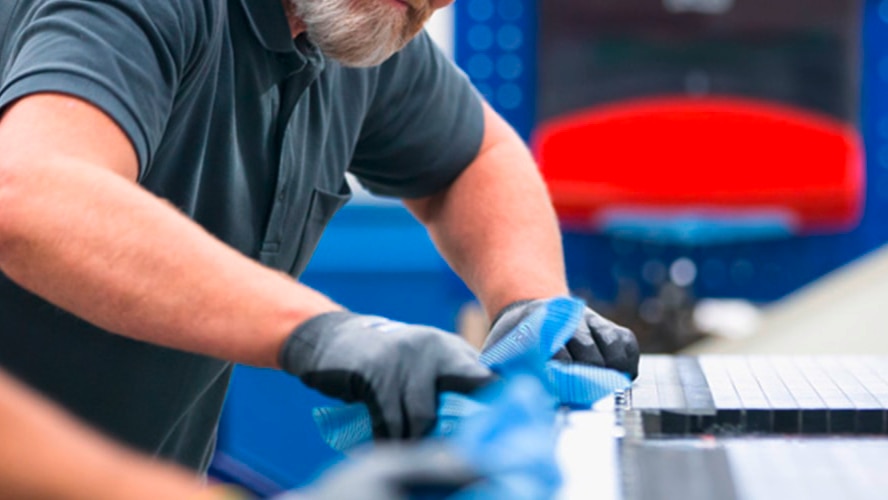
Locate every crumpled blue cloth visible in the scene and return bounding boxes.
[446,373,561,500]
[312,298,630,452]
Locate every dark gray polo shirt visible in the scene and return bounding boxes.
[0,0,483,470]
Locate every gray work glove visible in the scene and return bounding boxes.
[280,311,495,439]
[484,298,640,380]
[278,443,480,500]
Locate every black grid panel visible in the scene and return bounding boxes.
[621,438,888,500]
[629,355,888,435]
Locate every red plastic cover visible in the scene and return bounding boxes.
[533,97,864,234]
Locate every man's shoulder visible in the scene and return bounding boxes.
[3,0,221,38]
[1,0,224,74]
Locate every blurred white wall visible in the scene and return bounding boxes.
[426,5,455,59]
[685,244,888,355]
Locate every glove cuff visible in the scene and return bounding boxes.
[279,310,358,375]
[491,296,581,327]
[489,299,537,329]
[485,299,549,351]
[486,296,579,351]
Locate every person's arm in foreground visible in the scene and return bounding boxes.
[404,103,640,377]
[0,368,222,500]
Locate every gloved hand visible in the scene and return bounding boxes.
[280,311,495,439]
[277,443,480,500]
[484,298,640,380]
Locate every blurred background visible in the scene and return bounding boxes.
[211,1,888,493]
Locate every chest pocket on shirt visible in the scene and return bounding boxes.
[288,183,352,276]
[259,181,352,276]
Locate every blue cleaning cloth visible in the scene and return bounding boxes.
[312,298,631,452]
[313,392,488,453]
[446,374,562,500]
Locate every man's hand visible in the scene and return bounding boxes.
[484,298,640,380]
[280,312,495,439]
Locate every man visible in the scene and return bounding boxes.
[0,0,639,474]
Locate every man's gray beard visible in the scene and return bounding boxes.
[290,0,410,67]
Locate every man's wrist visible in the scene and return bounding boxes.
[278,310,357,375]
[268,292,344,369]
[489,294,575,325]
[484,285,570,323]
[490,299,537,327]
[484,295,578,351]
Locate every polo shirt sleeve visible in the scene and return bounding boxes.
[349,31,485,199]
[0,0,206,179]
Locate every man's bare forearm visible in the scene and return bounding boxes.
[0,158,340,368]
[405,103,569,319]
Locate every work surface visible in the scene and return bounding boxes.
[557,355,888,500]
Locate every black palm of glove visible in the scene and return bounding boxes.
[484,298,640,380]
[280,311,495,439]
[279,443,480,500]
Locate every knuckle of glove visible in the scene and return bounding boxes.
[583,309,628,347]
[430,333,491,378]
[406,404,438,439]
[565,335,606,367]
[374,400,405,440]
[582,308,640,378]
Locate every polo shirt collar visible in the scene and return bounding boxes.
[239,0,325,74]
[239,0,295,53]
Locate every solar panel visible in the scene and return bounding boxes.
[559,355,888,500]
[620,438,888,500]
[627,355,888,435]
